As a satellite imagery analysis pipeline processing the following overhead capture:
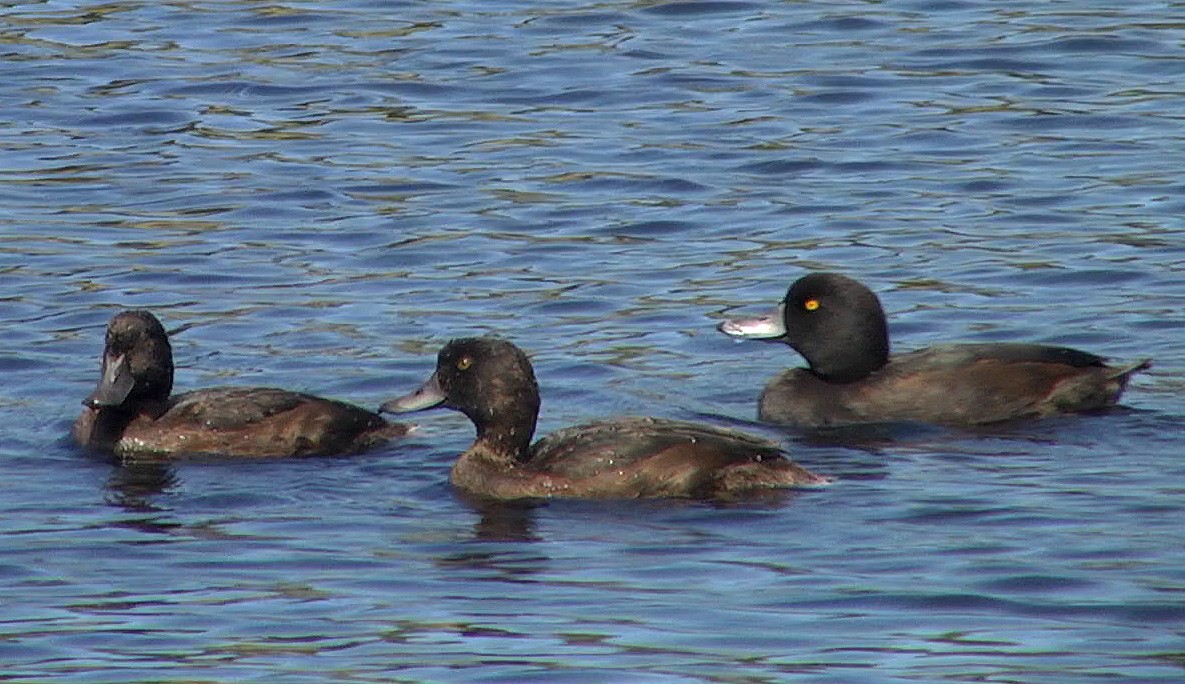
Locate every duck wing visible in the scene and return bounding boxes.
[895,343,1111,370]
[531,416,797,478]
[163,387,312,429]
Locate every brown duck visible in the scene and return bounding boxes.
[380,337,827,500]
[74,310,409,458]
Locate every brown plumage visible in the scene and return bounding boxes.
[719,272,1150,428]
[73,310,409,459]
[380,337,827,500]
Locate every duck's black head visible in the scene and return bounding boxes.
[381,337,542,449]
[84,310,175,410]
[780,273,890,381]
[720,272,890,382]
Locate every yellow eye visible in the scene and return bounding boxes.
[456,357,473,370]
[804,298,820,311]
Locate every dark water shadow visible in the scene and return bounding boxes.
[428,492,551,582]
[431,485,827,587]
[104,459,180,513]
[451,478,822,545]
[60,431,181,514]
[460,492,543,543]
[681,404,1170,484]
[786,405,1163,446]
[49,438,190,537]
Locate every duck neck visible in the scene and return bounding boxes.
[79,408,134,452]
[814,348,888,383]
[464,384,539,464]
[78,401,165,453]
[472,414,536,464]
[802,328,890,383]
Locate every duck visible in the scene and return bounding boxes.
[73,310,409,458]
[718,272,1151,428]
[379,337,827,500]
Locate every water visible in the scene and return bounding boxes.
[2,0,1183,680]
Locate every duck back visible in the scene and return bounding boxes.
[116,387,404,458]
[759,343,1150,428]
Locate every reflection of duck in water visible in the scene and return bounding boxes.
[104,460,178,514]
[382,337,828,501]
[74,310,410,459]
[720,272,1151,428]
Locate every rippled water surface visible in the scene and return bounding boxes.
[3,0,1184,681]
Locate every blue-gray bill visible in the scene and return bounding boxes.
[84,352,135,408]
[717,303,787,340]
[380,372,447,414]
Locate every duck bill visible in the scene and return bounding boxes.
[380,371,447,414]
[84,352,135,408]
[717,303,787,340]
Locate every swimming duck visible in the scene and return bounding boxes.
[718,272,1150,428]
[73,310,409,458]
[380,337,827,500]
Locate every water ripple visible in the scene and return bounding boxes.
[0,0,1182,681]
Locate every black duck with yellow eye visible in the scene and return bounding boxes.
[719,272,1150,428]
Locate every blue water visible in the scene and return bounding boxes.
[2,0,1183,680]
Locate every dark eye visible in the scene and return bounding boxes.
[456,356,473,370]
